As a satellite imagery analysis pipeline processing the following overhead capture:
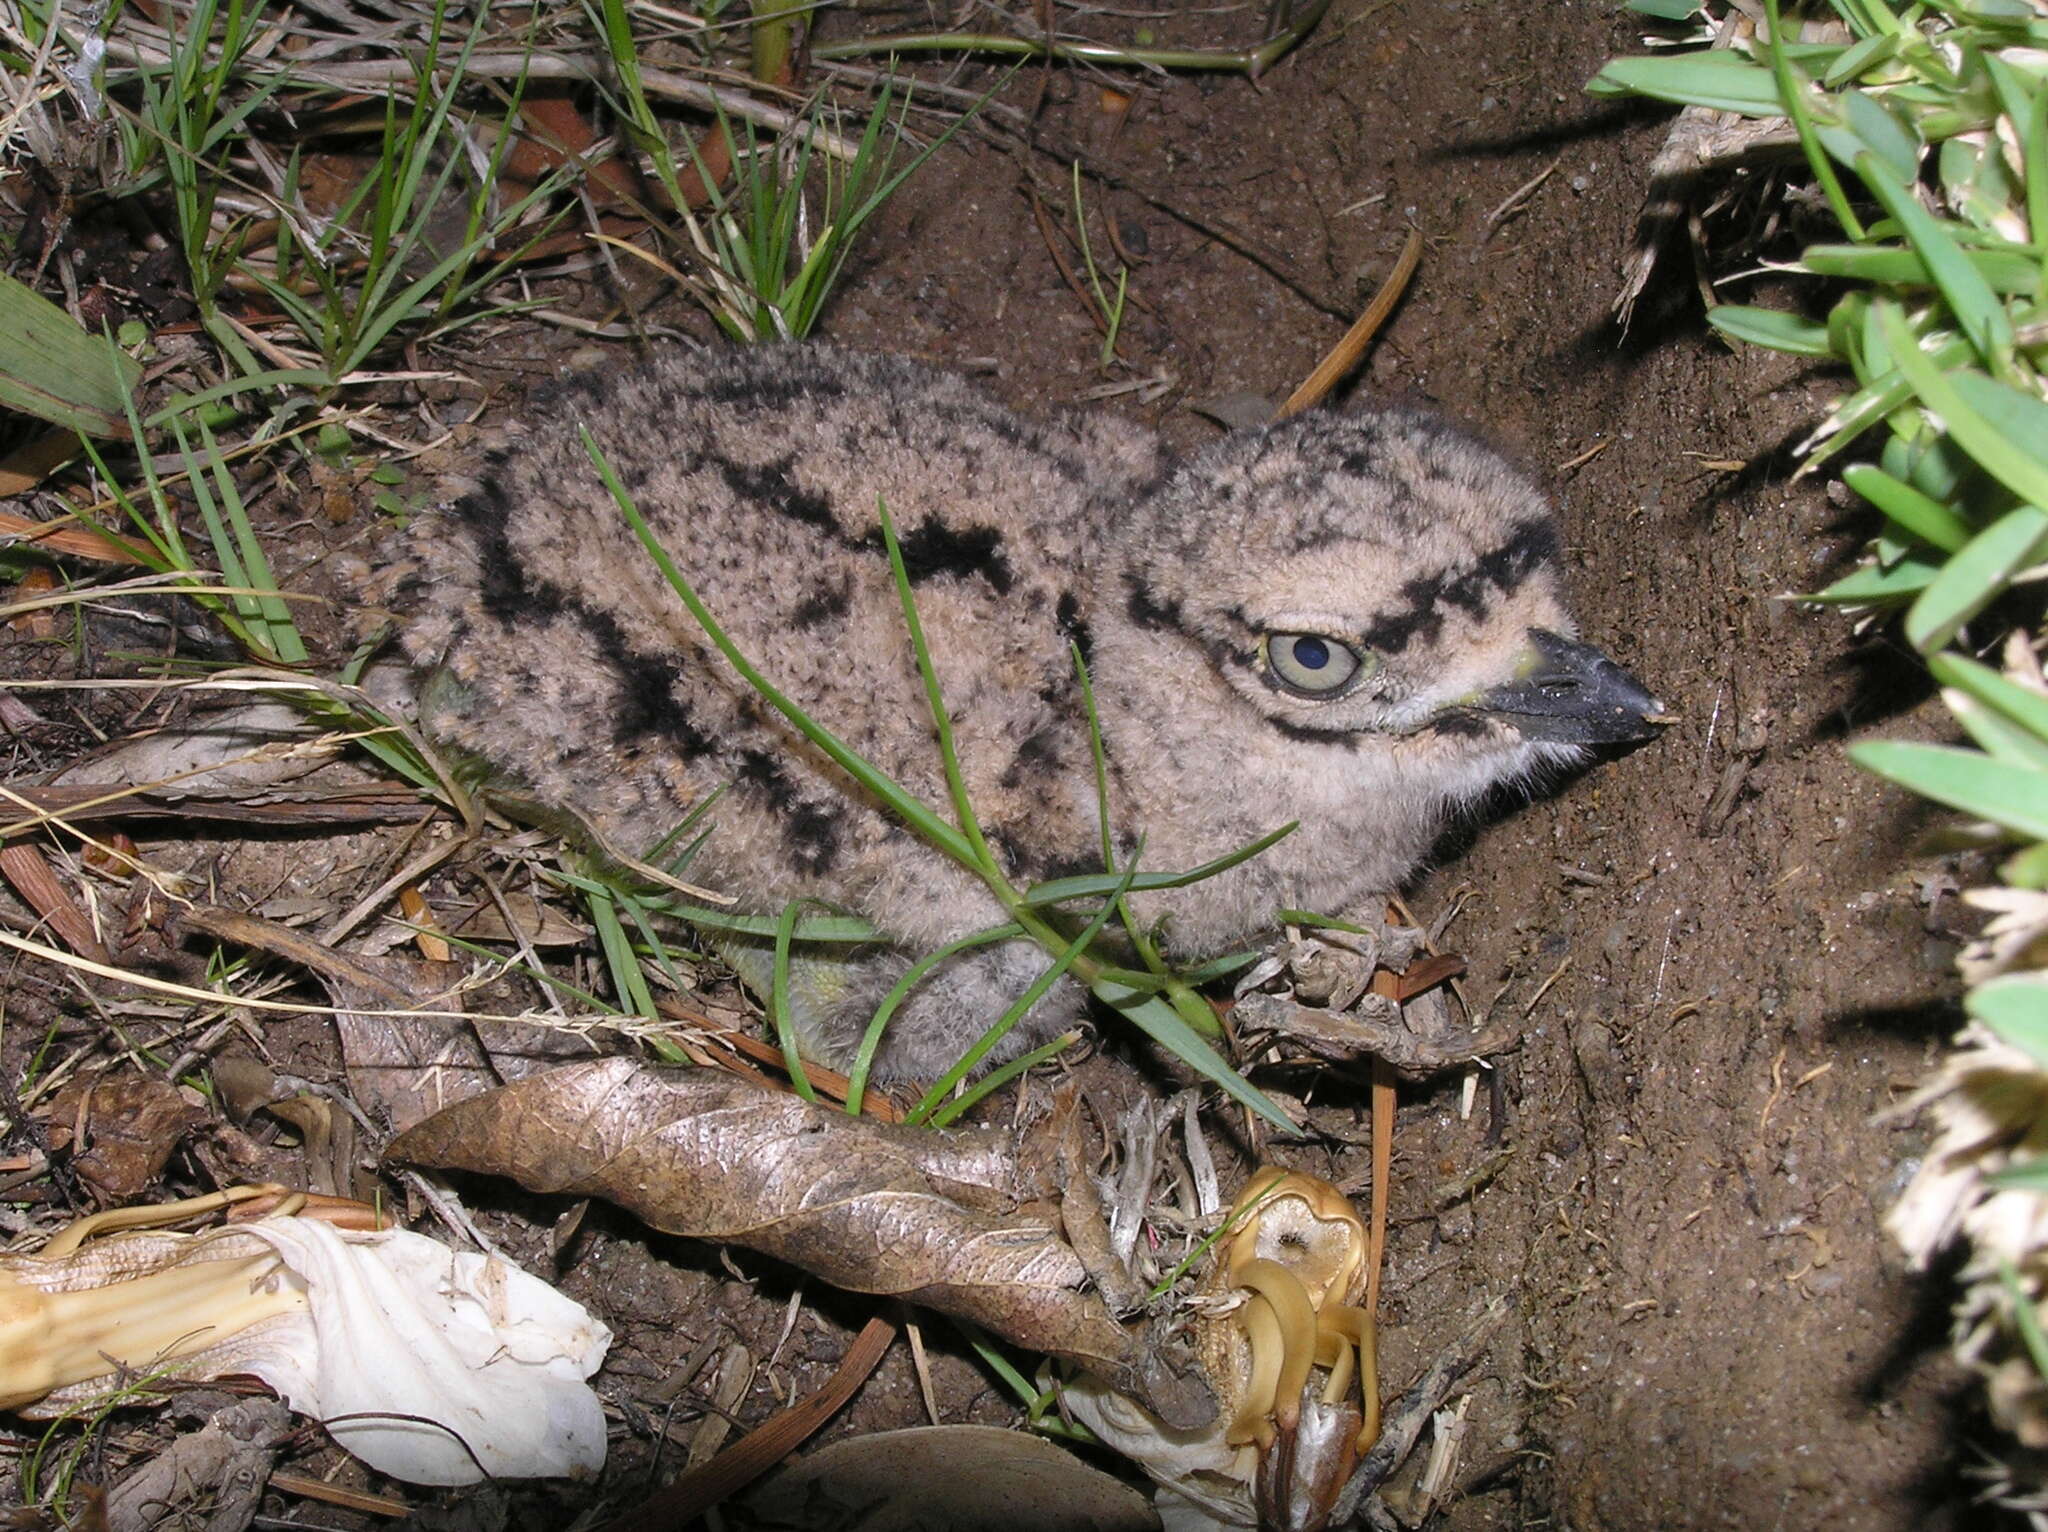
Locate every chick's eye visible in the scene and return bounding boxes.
[1267,633,1365,695]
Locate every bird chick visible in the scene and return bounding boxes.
[380,345,1659,1081]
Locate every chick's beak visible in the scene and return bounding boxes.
[1470,629,1667,746]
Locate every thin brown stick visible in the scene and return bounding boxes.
[94,38,857,159]
[0,782,431,837]
[1275,226,1424,419]
[0,842,104,962]
[1360,971,1397,1450]
[1364,985,1396,1325]
[268,1473,409,1518]
[604,1315,897,1529]
[654,996,906,1121]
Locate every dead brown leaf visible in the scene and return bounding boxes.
[387,1058,1215,1428]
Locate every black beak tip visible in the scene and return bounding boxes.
[1481,630,1668,747]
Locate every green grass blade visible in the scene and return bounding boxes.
[1802,327,1988,472]
[197,417,306,663]
[1856,153,2015,369]
[587,886,650,1017]
[1276,909,1375,933]
[1950,692,2048,769]
[1019,821,1297,907]
[0,275,141,436]
[1982,55,2048,285]
[1850,739,2048,839]
[1826,88,1922,181]
[2004,841,2048,889]
[1585,51,1788,115]
[1095,978,1295,1130]
[145,368,340,424]
[1764,0,1866,238]
[1991,1159,2048,1192]
[1947,370,2048,496]
[1178,950,1262,984]
[665,904,878,941]
[875,496,1002,879]
[928,1030,1083,1127]
[170,418,263,644]
[846,924,1025,1113]
[772,900,820,1103]
[1822,31,1900,85]
[1971,973,2048,1067]
[1810,553,1941,602]
[1930,651,2048,743]
[1843,463,1975,552]
[616,889,698,1002]
[1904,503,2048,651]
[1874,301,2048,511]
[1707,304,1836,357]
[907,865,1138,1124]
[1798,243,2045,294]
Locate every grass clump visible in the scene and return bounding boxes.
[1594,0,2048,1493]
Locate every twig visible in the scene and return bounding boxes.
[1276,226,1423,418]
[607,1316,897,1528]
[1030,182,1115,342]
[1481,155,1562,242]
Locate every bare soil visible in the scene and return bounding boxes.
[0,0,1996,1526]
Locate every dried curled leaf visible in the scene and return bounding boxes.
[387,1058,1213,1427]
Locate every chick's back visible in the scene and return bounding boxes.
[383,345,1166,947]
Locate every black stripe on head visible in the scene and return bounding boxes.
[1128,579,1258,682]
[1265,714,1362,750]
[1359,517,1558,654]
[1426,710,1493,739]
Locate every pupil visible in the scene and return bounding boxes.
[1293,637,1329,670]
